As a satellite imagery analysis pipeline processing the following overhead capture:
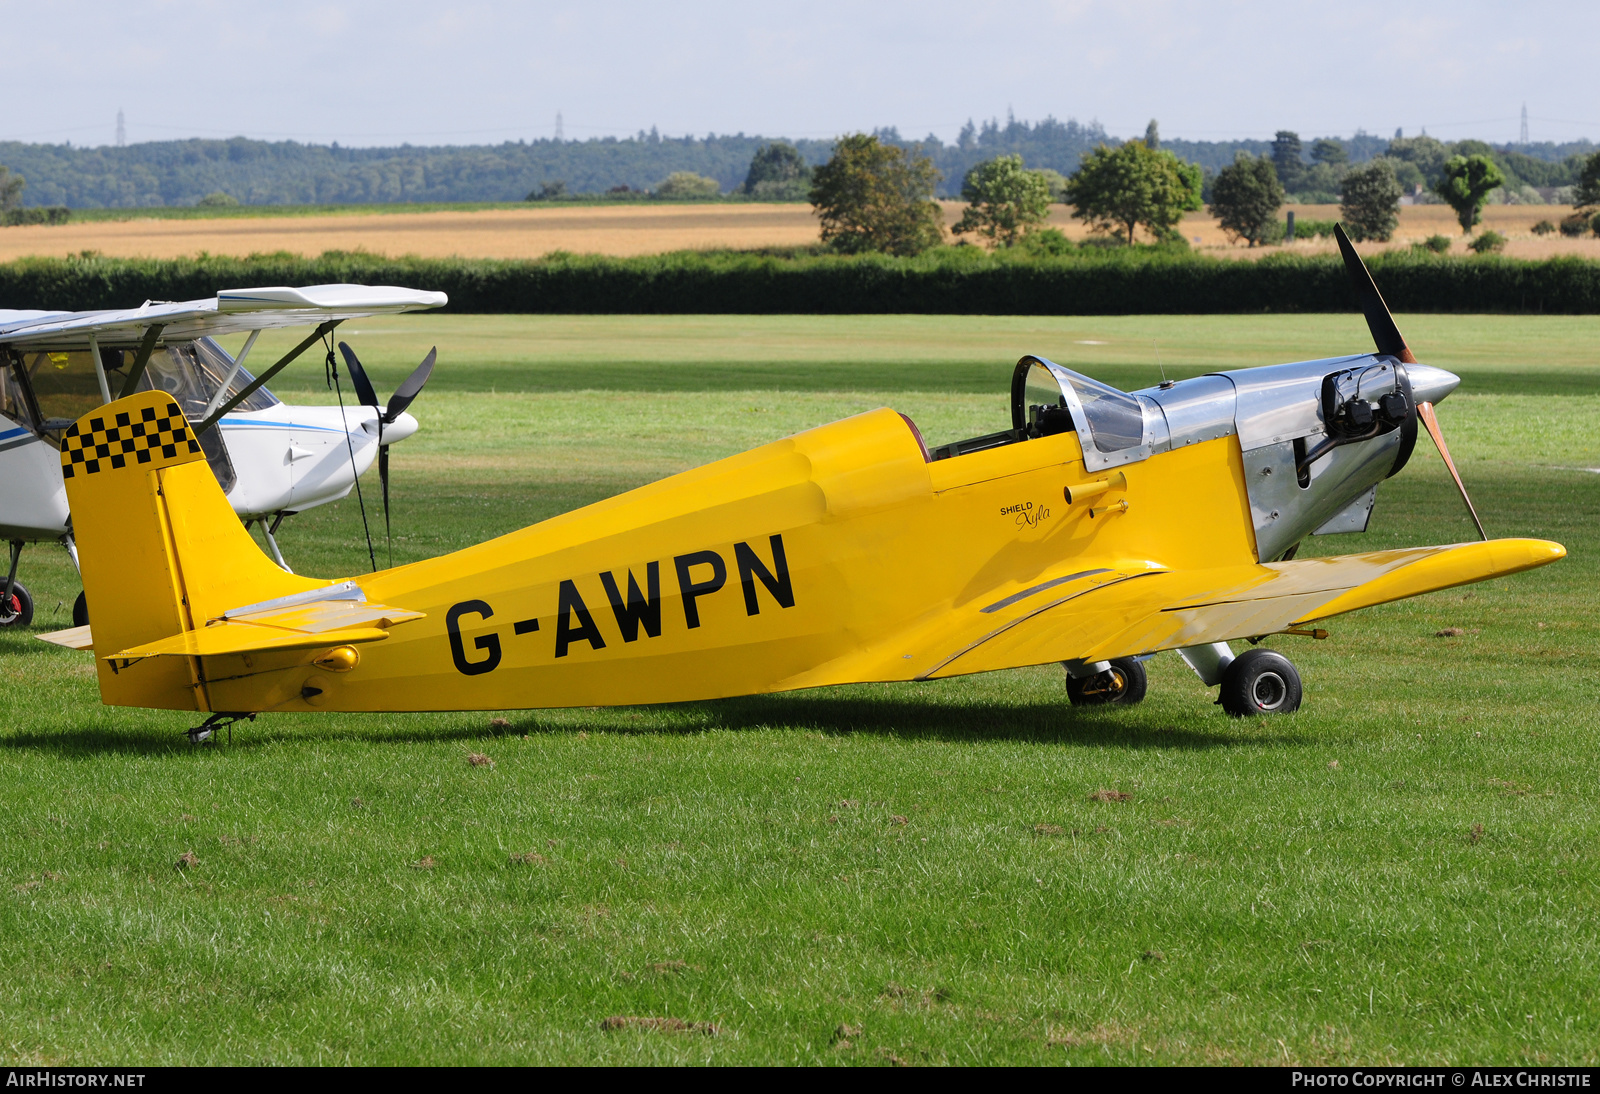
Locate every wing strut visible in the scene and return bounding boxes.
[196,320,340,436]
[117,324,166,399]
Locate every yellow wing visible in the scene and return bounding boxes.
[924,538,1564,677]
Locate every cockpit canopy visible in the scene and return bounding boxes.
[927,356,1156,468]
[1012,357,1149,457]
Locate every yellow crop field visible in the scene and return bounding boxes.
[0,204,825,263]
[0,200,1593,262]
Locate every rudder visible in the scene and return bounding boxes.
[63,392,321,709]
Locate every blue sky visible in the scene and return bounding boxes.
[2,0,1596,147]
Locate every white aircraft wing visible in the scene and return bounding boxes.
[0,284,447,348]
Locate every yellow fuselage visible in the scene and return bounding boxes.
[195,408,1252,712]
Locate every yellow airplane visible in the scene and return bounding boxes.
[40,230,1563,737]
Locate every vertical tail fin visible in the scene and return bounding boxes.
[61,391,321,709]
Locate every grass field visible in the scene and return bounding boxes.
[1,315,1597,1064]
[1,202,1595,263]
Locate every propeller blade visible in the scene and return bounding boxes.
[1334,223,1416,364]
[337,342,381,408]
[383,347,437,424]
[1417,401,1487,541]
[379,443,392,551]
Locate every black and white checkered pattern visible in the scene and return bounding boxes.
[60,403,201,479]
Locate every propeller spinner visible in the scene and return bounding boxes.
[1333,225,1486,541]
[338,342,438,553]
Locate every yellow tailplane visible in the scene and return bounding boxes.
[57,392,328,710]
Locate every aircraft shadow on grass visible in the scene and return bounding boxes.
[3,693,1310,757]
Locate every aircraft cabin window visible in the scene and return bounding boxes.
[192,337,280,413]
[0,353,36,433]
[95,338,280,419]
[26,351,105,434]
[140,344,218,419]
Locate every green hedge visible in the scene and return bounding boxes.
[2,248,1598,315]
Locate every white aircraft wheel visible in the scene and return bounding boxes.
[73,591,89,628]
[1219,648,1303,717]
[1066,657,1148,706]
[0,582,34,628]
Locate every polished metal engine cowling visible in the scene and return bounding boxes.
[1157,353,1459,563]
[1231,356,1413,562]
[1242,431,1403,562]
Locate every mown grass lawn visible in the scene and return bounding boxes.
[1,315,1596,1065]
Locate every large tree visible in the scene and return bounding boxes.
[1310,138,1348,167]
[1434,154,1505,234]
[1573,151,1600,210]
[809,134,944,256]
[1209,153,1284,247]
[1271,130,1304,192]
[951,154,1054,246]
[1340,159,1403,242]
[0,166,23,213]
[742,142,811,200]
[1064,140,1202,245]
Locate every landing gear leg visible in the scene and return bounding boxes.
[64,535,89,627]
[1063,657,1148,706]
[261,512,292,573]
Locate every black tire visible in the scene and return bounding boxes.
[72,591,89,628]
[0,582,34,628]
[1219,648,1302,717]
[1066,657,1148,706]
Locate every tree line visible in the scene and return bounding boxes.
[797,128,1600,256]
[0,123,1591,209]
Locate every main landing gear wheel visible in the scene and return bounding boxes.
[1219,648,1302,717]
[1066,657,1148,706]
[72,591,89,628]
[0,583,33,627]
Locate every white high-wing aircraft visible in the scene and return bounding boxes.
[0,283,447,627]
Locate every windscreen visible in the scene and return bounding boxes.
[191,337,280,413]
[1023,361,1065,412]
[96,338,281,419]
[1064,372,1145,453]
